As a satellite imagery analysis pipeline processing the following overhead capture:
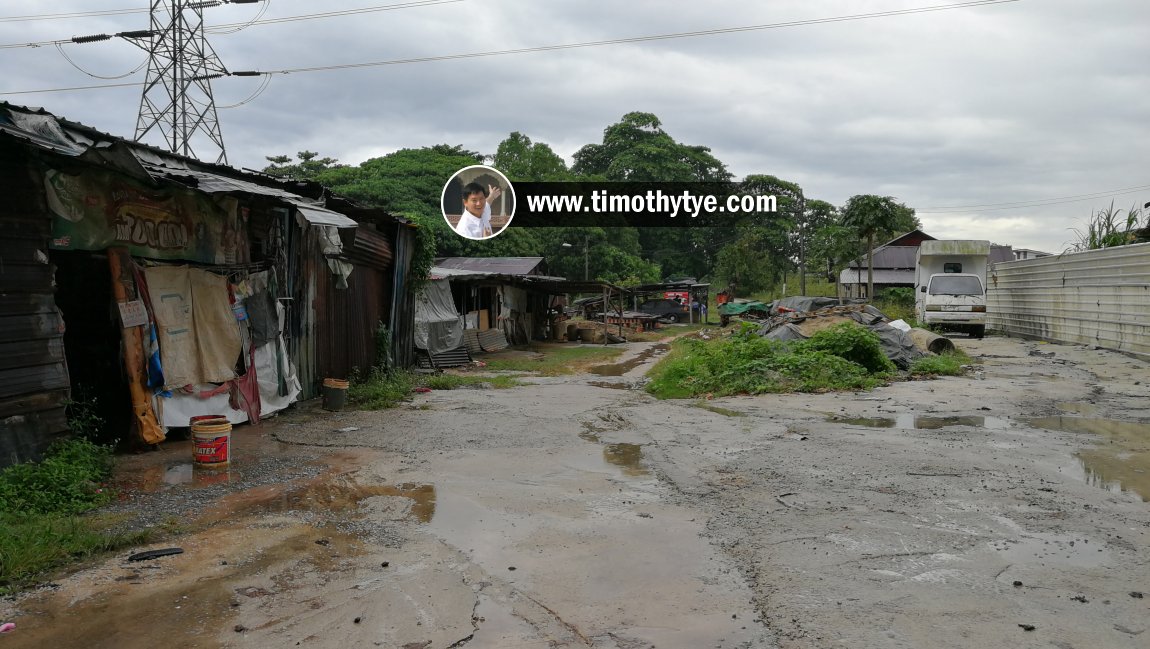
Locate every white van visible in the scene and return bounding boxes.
[919,272,986,338]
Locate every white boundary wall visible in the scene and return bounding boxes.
[986,242,1150,359]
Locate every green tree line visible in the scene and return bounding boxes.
[265,111,920,295]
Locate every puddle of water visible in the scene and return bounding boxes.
[603,443,649,477]
[1057,402,1100,416]
[988,531,1109,569]
[1029,416,1150,501]
[832,414,1011,430]
[588,344,670,377]
[202,480,437,523]
[373,483,438,523]
[8,524,366,649]
[470,594,542,646]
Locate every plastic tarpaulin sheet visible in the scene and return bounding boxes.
[498,285,530,345]
[758,311,924,370]
[156,302,301,427]
[414,278,464,354]
[719,300,770,316]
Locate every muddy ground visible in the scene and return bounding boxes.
[2,335,1148,648]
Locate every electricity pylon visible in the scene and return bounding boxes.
[128,1,231,164]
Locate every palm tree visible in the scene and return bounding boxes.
[840,195,916,299]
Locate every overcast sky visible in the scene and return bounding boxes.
[2,0,1147,254]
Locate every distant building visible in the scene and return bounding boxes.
[838,229,1013,298]
[1012,248,1053,261]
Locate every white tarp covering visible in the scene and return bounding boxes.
[155,299,301,427]
[414,278,464,354]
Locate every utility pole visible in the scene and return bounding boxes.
[128,1,254,164]
[798,190,807,296]
[583,234,589,282]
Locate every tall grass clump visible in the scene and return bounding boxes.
[347,367,415,409]
[0,439,148,594]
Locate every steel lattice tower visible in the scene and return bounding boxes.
[131,1,230,164]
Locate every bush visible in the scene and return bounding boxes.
[797,322,895,374]
[646,331,886,399]
[0,439,114,516]
[347,367,415,409]
[909,352,969,376]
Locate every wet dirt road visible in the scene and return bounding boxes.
[2,336,1148,648]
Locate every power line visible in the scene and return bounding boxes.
[0,0,463,49]
[0,0,1023,95]
[0,7,145,23]
[266,0,1024,75]
[0,1,258,23]
[205,0,464,32]
[917,184,1150,213]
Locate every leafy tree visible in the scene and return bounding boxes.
[840,195,918,298]
[800,199,840,287]
[263,151,344,179]
[572,112,730,182]
[492,132,572,181]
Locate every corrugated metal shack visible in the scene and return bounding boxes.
[0,102,416,465]
[430,258,566,346]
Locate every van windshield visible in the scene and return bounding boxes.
[929,275,984,296]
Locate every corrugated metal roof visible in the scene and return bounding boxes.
[847,246,918,269]
[839,269,915,285]
[434,257,545,276]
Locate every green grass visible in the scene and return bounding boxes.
[0,513,151,594]
[420,374,524,390]
[482,345,624,375]
[909,351,971,377]
[646,322,892,399]
[0,439,148,594]
[348,367,416,409]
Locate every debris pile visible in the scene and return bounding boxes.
[721,297,956,369]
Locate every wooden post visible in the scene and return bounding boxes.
[108,248,165,445]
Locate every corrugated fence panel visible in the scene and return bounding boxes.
[987,242,1150,359]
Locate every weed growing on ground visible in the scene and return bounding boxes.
[800,322,896,374]
[909,351,970,376]
[347,367,415,409]
[0,439,114,515]
[0,439,147,594]
[646,322,890,399]
[420,374,523,390]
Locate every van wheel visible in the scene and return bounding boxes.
[664,313,679,324]
[971,325,985,339]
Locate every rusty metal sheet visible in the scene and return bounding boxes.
[349,226,393,272]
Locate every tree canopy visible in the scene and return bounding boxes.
[264,113,923,297]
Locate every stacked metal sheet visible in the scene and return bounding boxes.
[478,329,509,352]
[463,329,483,355]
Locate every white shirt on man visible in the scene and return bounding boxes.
[455,202,492,239]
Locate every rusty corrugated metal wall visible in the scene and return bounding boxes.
[0,147,71,466]
[315,226,392,383]
[389,223,417,369]
[987,243,1150,359]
